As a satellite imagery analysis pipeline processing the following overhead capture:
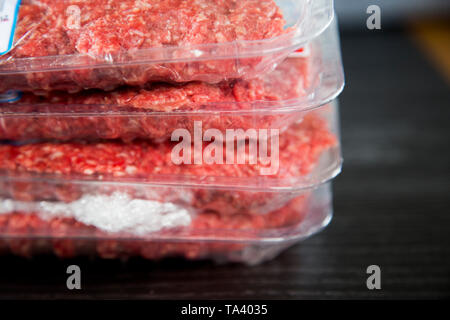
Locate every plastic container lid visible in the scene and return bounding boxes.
[0,0,334,92]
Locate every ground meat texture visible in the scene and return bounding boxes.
[0,194,307,260]
[0,115,336,215]
[0,57,311,142]
[0,0,288,93]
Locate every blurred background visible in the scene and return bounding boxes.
[0,0,449,299]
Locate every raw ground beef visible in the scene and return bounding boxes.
[0,115,336,215]
[0,57,312,142]
[0,194,307,261]
[0,0,289,93]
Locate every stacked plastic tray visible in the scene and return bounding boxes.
[0,0,344,264]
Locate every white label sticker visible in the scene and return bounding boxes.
[0,0,21,55]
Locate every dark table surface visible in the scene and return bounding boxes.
[1,27,449,300]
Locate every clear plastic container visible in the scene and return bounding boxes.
[0,0,334,93]
[0,101,341,199]
[0,99,341,264]
[0,182,333,265]
[0,16,343,143]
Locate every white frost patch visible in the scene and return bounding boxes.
[0,193,192,235]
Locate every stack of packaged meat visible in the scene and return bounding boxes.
[0,0,344,264]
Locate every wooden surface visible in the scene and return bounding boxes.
[0,28,449,300]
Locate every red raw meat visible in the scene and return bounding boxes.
[0,194,307,260]
[0,57,311,142]
[0,115,336,215]
[0,0,288,93]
